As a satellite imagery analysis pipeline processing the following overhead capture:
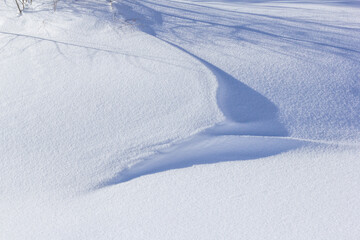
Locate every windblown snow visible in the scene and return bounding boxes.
[1,0,360,239]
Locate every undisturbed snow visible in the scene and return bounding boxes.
[1,0,360,239]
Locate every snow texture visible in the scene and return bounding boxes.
[1,0,360,239]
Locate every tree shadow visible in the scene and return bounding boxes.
[117,0,360,62]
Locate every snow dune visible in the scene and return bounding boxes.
[1,0,360,239]
[100,0,360,184]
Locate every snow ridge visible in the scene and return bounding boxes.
[99,0,360,185]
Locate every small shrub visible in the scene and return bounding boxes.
[13,0,58,14]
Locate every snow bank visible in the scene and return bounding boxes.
[1,0,360,239]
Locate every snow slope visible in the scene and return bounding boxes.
[1,0,360,239]
[0,0,225,196]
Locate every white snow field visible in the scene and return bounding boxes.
[1,0,360,239]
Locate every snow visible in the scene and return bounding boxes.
[1,0,360,239]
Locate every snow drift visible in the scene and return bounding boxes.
[1,0,360,239]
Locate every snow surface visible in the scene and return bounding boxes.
[1,0,360,239]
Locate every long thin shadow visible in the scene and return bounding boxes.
[0,31,129,54]
[0,31,191,67]
[118,0,360,60]
[142,0,360,32]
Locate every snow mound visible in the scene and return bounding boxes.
[1,0,360,239]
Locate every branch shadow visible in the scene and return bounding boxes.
[118,0,360,62]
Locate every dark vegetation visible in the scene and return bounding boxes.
[13,0,58,14]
